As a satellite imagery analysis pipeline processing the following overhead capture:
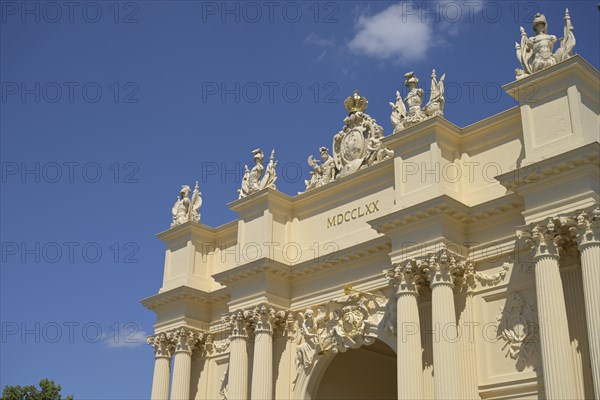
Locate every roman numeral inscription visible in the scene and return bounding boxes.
[326,200,380,228]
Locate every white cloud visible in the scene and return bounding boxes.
[347,4,433,63]
[104,326,148,348]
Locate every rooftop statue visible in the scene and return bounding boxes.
[305,147,336,192]
[390,69,446,133]
[171,182,202,227]
[301,90,393,193]
[238,148,278,199]
[515,9,575,80]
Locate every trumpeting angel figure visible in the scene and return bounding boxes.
[171,181,202,227]
[515,9,575,79]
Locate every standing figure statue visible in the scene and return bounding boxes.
[171,181,202,227]
[238,148,278,199]
[390,70,446,133]
[515,9,575,79]
[403,72,426,125]
[304,147,337,192]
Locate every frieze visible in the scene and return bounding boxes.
[326,200,380,228]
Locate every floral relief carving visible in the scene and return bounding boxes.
[496,291,539,371]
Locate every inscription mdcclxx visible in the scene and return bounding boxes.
[327,200,380,228]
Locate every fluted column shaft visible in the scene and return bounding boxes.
[228,310,251,400]
[426,254,461,400]
[397,291,423,399]
[580,244,600,397]
[148,333,173,400]
[534,255,578,399]
[386,263,423,400]
[170,328,201,400]
[171,351,192,400]
[530,222,578,399]
[460,291,480,399]
[430,282,461,399]
[251,305,278,400]
[574,209,600,397]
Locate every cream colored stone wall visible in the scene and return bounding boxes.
[143,56,600,400]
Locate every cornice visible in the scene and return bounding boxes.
[368,194,523,235]
[141,285,229,310]
[227,187,293,215]
[503,55,600,101]
[381,116,463,150]
[290,236,391,278]
[156,220,237,243]
[495,142,600,193]
[211,257,293,286]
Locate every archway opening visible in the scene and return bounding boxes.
[314,339,397,399]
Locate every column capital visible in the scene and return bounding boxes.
[225,309,254,340]
[519,217,580,262]
[422,249,461,288]
[384,260,426,296]
[252,304,280,335]
[572,206,600,249]
[147,331,175,359]
[169,327,204,355]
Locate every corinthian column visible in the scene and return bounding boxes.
[228,310,252,400]
[573,207,600,396]
[528,221,578,399]
[384,261,424,400]
[148,332,174,400]
[170,327,202,400]
[424,251,461,400]
[251,305,278,400]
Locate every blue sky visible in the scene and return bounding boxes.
[1,1,598,398]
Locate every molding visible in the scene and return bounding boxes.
[141,285,229,310]
[368,194,523,235]
[503,55,600,101]
[212,257,293,286]
[495,142,600,193]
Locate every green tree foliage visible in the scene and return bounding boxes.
[1,379,73,400]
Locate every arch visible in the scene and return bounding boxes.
[293,333,396,400]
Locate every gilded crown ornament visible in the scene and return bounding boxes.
[300,89,393,193]
[344,89,368,114]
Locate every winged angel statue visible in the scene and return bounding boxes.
[390,70,445,133]
[515,10,575,79]
[171,182,202,227]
